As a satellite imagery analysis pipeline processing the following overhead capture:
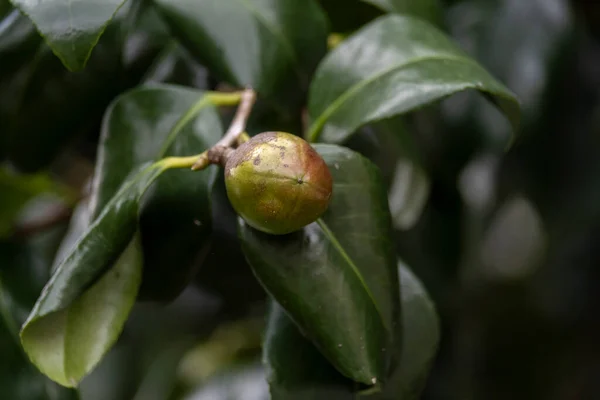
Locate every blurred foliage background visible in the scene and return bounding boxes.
[2,0,600,399]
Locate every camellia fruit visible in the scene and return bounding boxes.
[224,131,333,235]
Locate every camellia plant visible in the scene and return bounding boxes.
[0,0,521,399]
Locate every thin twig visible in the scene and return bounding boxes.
[192,88,256,170]
[217,88,257,148]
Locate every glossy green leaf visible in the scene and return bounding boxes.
[264,303,355,400]
[318,0,383,33]
[239,144,399,386]
[154,0,328,103]
[363,0,443,25]
[19,163,166,386]
[0,300,80,400]
[194,168,266,314]
[90,84,222,301]
[142,43,208,88]
[22,234,142,388]
[52,200,91,274]
[264,261,439,400]
[120,1,177,84]
[9,0,128,70]
[0,9,42,157]
[307,15,520,144]
[19,85,226,386]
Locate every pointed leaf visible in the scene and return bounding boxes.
[19,164,166,387]
[90,84,222,301]
[154,0,328,103]
[22,234,142,387]
[9,0,129,70]
[90,84,220,215]
[19,85,227,386]
[2,13,125,172]
[264,303,355,400]
[264,261,440,400]
[307,15,520,144]
[239,144,399,385]
[363,0,443,26]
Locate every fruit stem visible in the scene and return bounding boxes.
[155,88,257,172]
[192,88,256,170]
[158,154,206,170]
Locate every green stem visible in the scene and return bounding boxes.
[158,91,244,158]
[154,89,257,172]
[307,116,326,143]
[157,154,206,170]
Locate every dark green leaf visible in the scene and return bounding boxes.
[0,9,43,155]
[377,260,439,399]
[0,168,72,238]
[120,1,174,83]
[154,0,328,104]
[19,86,226,386]
[264,261,439,400]
[90,84,222,301]
[52,200,91,274]
[194,168,266,314]
[264,303,355,400]
[0,300,80,400]
[318,0,383,33]
[307,15,520,144]
[3,21,124,172]
[363,0,443,26]
[239,144,399,385]
[9,0,129,70]
[142,43,208,88]
[0,0,11,17]
[19,165,159,386]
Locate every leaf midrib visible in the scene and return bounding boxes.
[308,54,485,142]
[157,93,210,158]
[316,218,387,331]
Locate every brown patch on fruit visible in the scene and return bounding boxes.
[253,156,261,166]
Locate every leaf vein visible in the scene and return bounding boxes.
[309,54,487,141]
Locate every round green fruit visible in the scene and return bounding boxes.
[224,131,333,235]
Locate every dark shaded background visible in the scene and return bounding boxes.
[2,0,600,399]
